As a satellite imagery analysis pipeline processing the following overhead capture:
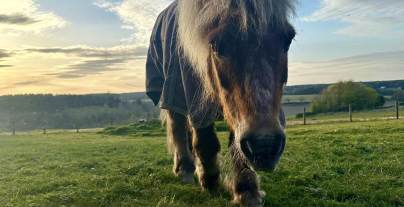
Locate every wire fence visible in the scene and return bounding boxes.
[291,101,403,126]
[2,101,403,136]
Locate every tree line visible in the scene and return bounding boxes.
[0,94,159,132]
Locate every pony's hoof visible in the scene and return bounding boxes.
[198,172,220,191]
[181,173,195,184]
[233,199,263,207]
[232,192,264,207]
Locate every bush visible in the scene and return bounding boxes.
[311,81,384,113]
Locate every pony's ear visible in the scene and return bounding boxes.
[283,24,296,52]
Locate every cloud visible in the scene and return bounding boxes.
[94,0,173,44]
[0,49,12,59]
[58,58,130,79]
[289,51,404,85]
[13,80,43,86]
[0,50,13,68]
[0,0,67,34]
[26,45,147,58]
[26,45,148,79]
[0,14,38,25]
[0,65,12,68]
[303,0,404,36]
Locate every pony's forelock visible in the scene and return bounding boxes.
[177,0,296,98]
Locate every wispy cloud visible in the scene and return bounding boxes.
[289,51,404,85]
[25,45,147,79]
[0,65,12,68]
[26,45,147,58]
[303,0,404,36]
[0,49,12,59]
[0,50,13,68]
[13,80,44,86]
[0,0,67,34]
[0,14,38,25]
[94,0,173,44]
[58,58,130,79]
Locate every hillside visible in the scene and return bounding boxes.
[0,80,402,132]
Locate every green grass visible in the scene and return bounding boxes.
[1,119,403,207]
[101,121,165,136]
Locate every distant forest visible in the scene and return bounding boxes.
[0,93,159,132]
[0,80,403,132]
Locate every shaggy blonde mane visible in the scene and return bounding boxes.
[177,0,296,98]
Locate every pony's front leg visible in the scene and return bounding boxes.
[226,132,264,207]
[166,111,195,183]
[192,124,221,191]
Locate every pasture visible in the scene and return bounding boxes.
[0,118,403,207]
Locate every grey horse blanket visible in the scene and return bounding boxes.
[146,1,220,128]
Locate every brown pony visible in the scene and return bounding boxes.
[147,0,296,206]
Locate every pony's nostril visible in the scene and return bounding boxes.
[246,140,253,155]
[274,133,286,155]
[240,139,254,158]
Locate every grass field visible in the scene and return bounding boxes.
[1,118,403,207]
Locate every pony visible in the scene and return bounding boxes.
[146,0,296,206]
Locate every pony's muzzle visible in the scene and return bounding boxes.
[240,132,286,171]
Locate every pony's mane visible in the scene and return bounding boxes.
[177,0,296,98]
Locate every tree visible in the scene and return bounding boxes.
[311,81,384,113]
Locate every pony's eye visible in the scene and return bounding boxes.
[210,39,227,57]
[210,42,220,56]
[209,30,238,58]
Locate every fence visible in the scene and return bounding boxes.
[301,100,402,126]
[2,101,403,136]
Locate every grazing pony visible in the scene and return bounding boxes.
[146,0,296,206]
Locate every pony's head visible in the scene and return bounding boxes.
[178,0,296,171]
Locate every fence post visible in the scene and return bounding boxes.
[43,128,47,135]
[396,100,400,120]
[303,107,306,125]
[12,121,15,136]
[349,104,353,122]
[75,123,80,133]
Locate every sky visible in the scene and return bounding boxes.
[0,0,403,95]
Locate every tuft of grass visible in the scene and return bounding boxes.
[0,119,403,207]
[101,120,165,136]
[215,121,229,132]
